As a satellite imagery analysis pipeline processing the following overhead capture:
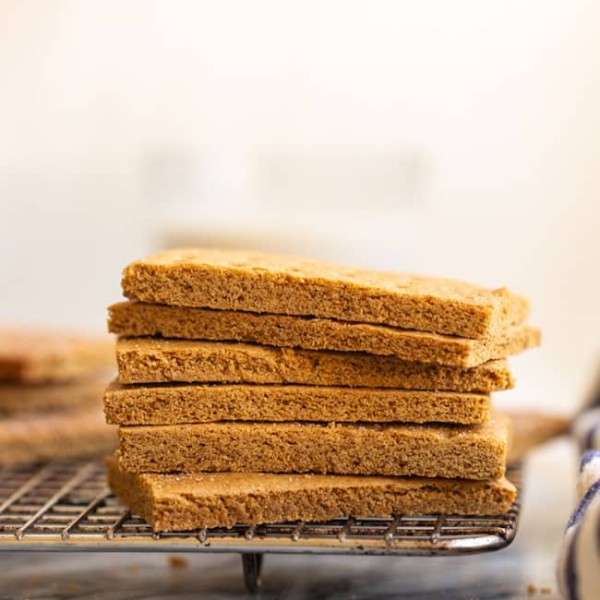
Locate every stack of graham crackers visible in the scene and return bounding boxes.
[104,248,540,531]
[0,328,117,466]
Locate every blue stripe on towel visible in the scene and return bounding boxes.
[580,450,600,471]
[565,525,580,600]
[597,509,600,557]
[568,479,600,530]
[565,532,576,600]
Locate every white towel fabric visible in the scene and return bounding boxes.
[571,407,600,455]
[557,386,600,600]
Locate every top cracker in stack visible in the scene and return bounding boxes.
[105,248,539,531]
[116,248,531,342]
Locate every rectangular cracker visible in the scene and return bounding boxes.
[104,381,491,425]
[106,456,517,531]
[0,408,117,466]
[116,338,514,392]
[121,248,529,338]
[109,301,540,367]
[0,328,115,383]
[118,417,508,479]
[0,371,113,414]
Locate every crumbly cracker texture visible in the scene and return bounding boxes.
[121,248,529,338]
[115,338,514,392]
[106,455,516,531]
[109,301,540,367]
[117,417,509,480]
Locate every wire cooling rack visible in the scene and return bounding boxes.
[0,459,522,592]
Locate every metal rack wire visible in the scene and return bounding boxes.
[0,459,522,592]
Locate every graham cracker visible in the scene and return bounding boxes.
[0,327,114,383]
[121,248,529,338]
[118,417,509,480]
[104,381,491,425]
[106,455,517,531]
[115,338,514,392]
[0,408,117,466]
[0,371,113,414]
[108,301,540,367]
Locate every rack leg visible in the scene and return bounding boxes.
[241,552,264,593]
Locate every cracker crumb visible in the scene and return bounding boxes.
[168,555,189,569]
[527,583,537,595]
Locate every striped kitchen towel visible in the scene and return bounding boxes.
[557,373,600,600]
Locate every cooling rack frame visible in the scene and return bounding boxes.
[0,459,522,592]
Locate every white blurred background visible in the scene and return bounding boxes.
[1,1,599,412]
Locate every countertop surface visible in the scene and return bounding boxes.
[0,440,575,600]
